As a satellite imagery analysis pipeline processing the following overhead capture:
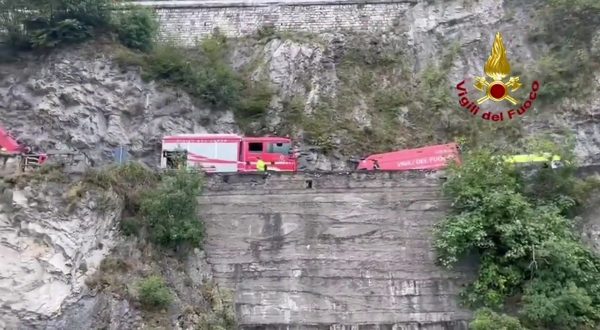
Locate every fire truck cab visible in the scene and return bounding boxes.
[160,134,298,173]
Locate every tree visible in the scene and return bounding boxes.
[140,168,205,249]
[434,140,600,329]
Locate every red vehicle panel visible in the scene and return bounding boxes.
[0,126,23,154]
[1,125,48,168]
[160,134,298,173]
[356,143,461,171]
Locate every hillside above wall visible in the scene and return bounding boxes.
[2,0,599,171]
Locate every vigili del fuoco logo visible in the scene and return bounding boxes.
[455,32,540,122]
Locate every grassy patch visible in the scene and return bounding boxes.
[4,164,70,189]
[82,162,159,215]
[196,280,237,330]
[86,251,237,328]
[85,256,133,296]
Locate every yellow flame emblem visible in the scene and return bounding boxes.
[473,32,522,105]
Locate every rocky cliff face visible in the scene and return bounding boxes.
[0,173,121,329]
[0,171,221,329]
[0,41,238,168]
[1,0,599,328]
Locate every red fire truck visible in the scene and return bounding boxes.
[160,134,298,173]
[356,143,461,171]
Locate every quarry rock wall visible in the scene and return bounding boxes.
[197,171,475,329]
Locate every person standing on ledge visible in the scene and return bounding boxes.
[256,156,270,179]
[256,157,266,172]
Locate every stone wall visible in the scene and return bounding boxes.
[197,171,475,329]
[133,0,418,46]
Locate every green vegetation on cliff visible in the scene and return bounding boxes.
[530,0,600,103]
[0,0,159,53]
[82,163,205,250]
[137,275,173,310]
[0,0,543,156]
[434,138,600,329]
[79,163,236,328]
[0,0,112,49]
[115,36,273,126]
[289,35,525,156]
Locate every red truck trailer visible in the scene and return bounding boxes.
[356,143,461,171]
[160,134,298,173]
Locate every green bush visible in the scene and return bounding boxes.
[113,7,159,52]
[28,19,93,49]
[0,0,112,49]
[470,308,525,330]
[137,275,173,309]
[255,25,276,40]
[49,0,113,28]
[0,0,160,52]
[236,81,273,121]
[0,0,35,48]
[83,164,205,250]
[433,140,600,329]
[192,36,249,108]
[140,168,205,248]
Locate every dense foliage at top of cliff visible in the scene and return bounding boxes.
[435,137,600,329]
[0,0,157,52]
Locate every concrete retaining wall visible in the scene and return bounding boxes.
[198,171,474,329]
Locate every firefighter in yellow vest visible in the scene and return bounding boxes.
[256,157,266,172]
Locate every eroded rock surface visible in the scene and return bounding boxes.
[0,177,121,329]
[0,43,237,168]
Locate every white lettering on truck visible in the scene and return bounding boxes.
[397,155,451,167]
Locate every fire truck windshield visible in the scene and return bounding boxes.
[268,142,291,155]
